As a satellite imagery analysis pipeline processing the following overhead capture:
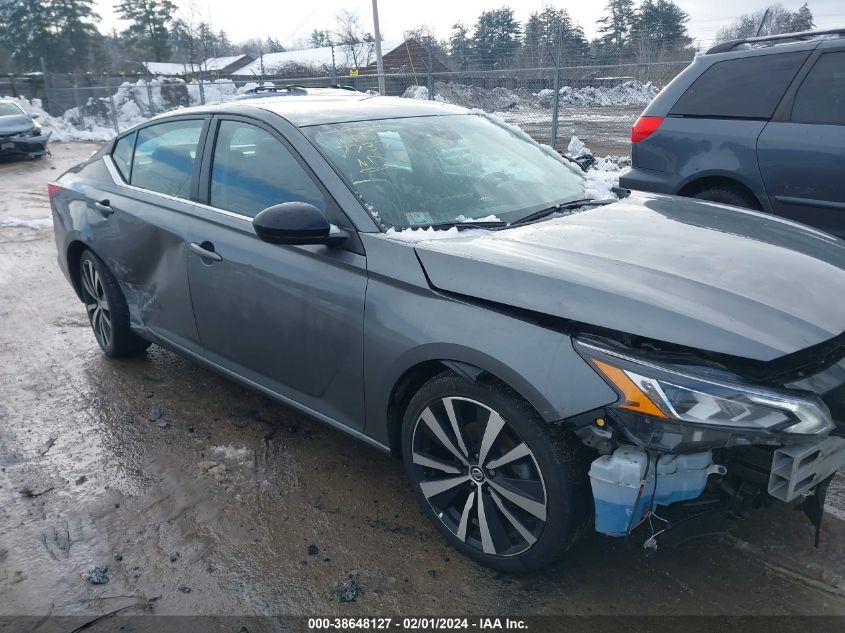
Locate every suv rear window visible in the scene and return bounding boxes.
[791,51,845,125]
[670,52,809,119]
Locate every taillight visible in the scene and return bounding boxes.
[47,183,62,201]
[631,116,664,143]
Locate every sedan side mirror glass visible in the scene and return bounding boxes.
[252,202,347,247]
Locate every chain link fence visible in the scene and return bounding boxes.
[2,60,691,151]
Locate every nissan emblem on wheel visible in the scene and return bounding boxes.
[50,80,845,573]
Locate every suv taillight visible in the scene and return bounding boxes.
[631,116,664,143]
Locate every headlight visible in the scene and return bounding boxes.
[30,123,41,136]
[576,339,833,435]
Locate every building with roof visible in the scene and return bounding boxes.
[232,40,404,78]
[198,55,255,78]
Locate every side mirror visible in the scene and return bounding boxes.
[252,202,348,246]
[30,112,41,119]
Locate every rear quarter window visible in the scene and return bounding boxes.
[791,51,845,125]
[670,51,809,119]
[111,132,136,181]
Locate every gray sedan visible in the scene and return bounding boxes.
[49,91,845,571]
[0,100,50,158]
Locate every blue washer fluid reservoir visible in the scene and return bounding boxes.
[589,446,725,537]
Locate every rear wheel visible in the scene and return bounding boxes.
[79,250,150,358]
[691,186,760,210]
[401,372,589,572]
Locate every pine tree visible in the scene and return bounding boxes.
[472,8,521,70]
[522,12,543,67]
[0,0,52,70]
[596,0,635,61]
[310,29,330,48]
[264,36,284,53]
[449,22,473,70]
[790,3,815,31]
[217,31,233,56]
[630,0,690,60]
[50,0,100,68]
[114,0,177,62]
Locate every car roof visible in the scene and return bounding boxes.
[160,93,469,127]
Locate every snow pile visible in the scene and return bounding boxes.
[403,80,657,112]
[566,135,621,200]
[5,77,242,143]
[556,80,658,107]
[211,445,251,461]
[2,95,115,142]
[1,216,52,230]
[403,82,522,111]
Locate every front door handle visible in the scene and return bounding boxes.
[94,199,113,217]
[190,241,223,262]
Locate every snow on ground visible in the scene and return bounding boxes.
[1,216,53,229]
[402,80,657,112]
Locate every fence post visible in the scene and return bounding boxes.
[198,78,205,105]
[105,75,119,134]
[71,72,83,118]
[426,38,434,101]
[550,68,560,150]
[145,79,155,114]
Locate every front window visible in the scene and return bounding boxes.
[303,114,586,229]
[0,102,24,116]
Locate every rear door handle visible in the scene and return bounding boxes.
[190,241,223,262]
[94,199,113,216]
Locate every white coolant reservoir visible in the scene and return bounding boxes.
[589,446,726,537]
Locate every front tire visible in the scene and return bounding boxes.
[79,250,150,358]
[401,372,590,572]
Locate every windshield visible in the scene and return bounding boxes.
[303,114,586,229]
[0,102,25,117]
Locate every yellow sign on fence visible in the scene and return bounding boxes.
[348,69,359,77]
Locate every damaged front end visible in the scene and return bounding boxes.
[568,336,845,548]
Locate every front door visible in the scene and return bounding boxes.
[758,49,845,237]
[185,116,368,430]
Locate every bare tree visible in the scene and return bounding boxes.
[335,9,374,70]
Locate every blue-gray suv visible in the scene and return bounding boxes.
[620,29,845,237]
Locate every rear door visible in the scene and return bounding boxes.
[757,46,845,236]
[184,114,368,430]
[96,117,208,351]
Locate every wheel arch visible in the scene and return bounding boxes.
[676,173,766,210]
[65,239,92,301]
[383,354,554,459]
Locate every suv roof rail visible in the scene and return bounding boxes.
[706,27,845,54]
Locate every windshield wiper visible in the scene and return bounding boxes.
[511,198,613,226]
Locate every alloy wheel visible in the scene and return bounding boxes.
[410,397,548,557]
[81,259,112,349]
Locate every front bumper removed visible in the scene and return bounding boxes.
[586,434,845,546]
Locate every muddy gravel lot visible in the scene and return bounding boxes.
[2,143,845,622]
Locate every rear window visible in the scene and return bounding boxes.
[670,52,809,119]
[791,51,845,125]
